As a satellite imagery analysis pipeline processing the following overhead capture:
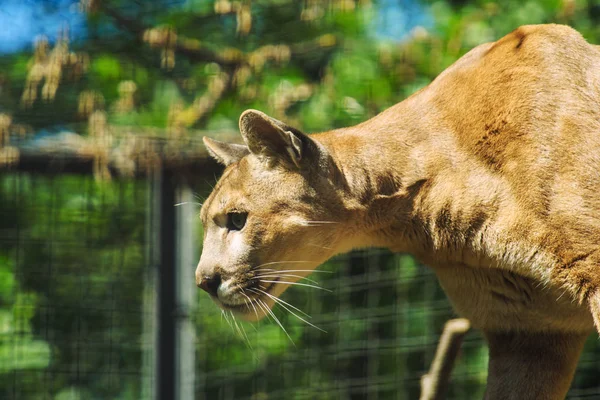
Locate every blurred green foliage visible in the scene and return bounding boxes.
[0,175,148,399]
[1,0,600,399]
[0,256,51,374]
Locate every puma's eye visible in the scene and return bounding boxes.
[226,212,247,231]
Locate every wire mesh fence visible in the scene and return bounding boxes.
[1,172,600,399]
[0,173,153,400]
[193,248,487,400]
[193,245,600,400]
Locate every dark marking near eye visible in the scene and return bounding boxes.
[270,201,291,214]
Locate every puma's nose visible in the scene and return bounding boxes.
[198,273,221,297]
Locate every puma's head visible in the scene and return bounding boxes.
[196,110,351,321]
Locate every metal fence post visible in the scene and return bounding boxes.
[156,167,177,400]
[151,167,196,400]
[175,184,197,400]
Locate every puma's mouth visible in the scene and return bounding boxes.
[219,277,280,313]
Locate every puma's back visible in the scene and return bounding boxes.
[430,24,600,227]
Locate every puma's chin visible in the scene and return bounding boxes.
[215,279,282,322]
[230,296,275,322]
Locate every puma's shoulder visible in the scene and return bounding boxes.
[487,23,592,54]
[450,24,598,71]
[432,24,599,99]
[419,24,600,190]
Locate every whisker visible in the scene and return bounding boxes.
[230,311,245,340]
[221,310,235,335]
[253,273,321,285]
[174,201,203,207]
[254,299,271,326]
[240,290,260,322]
[240,322,252,347]
[223,307,251,346]
[251,288,311,318]
[257,289,326,333]
[193,192,206,202]
[237,293,258,333]
[253,261,312,270]
[557,289,569,302]
[257,299,295,346]
[230,311,243,338]
[203,179,216,190]
[259,280,332,292]
[254,269,333,274]
[229,310,241,338]
[231,310,252,349]
[297,220,340,226]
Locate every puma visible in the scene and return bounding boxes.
[196,24,600,399]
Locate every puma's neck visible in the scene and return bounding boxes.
[315,103,452,259]
[316,103,516,270]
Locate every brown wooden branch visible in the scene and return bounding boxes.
[99,2,341,90]
[174,37,242,68]
[420,318,471,400]
[100,5,146,36]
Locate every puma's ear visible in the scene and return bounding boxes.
[239,109,316,169]
[203,136,250,166]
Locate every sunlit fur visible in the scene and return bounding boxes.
[197,25,600,399]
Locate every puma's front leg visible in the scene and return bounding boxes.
[483,331,588,400]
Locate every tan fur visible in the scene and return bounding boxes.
[197,25,600,399]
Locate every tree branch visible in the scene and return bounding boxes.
[99,4,241,68]
[420,318,471,400]
[100,3,338,69]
